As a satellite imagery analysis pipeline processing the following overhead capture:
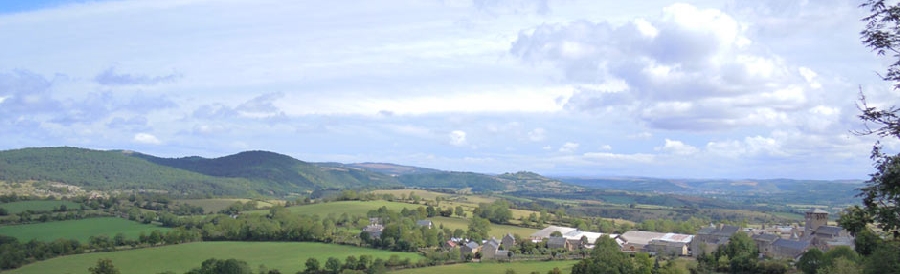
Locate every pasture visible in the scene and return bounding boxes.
[430,216,538,239]
[258,200,420,216]
[0,217,169,242]
[244,200,538,238]
[177,198,275,213]
[8,241,422,274]
[393,260,577,274]
[0,200,80,214]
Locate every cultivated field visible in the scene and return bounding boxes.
[8,241,422,274]
[393,260,577,274]
[0,217,169,242]
[0,200,81,214]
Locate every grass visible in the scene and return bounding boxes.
[250,200,423,216]
[0,200,81,214]
[392,260,577,274]
[8,242,422,274]
[0,217,169,242]
[177,198,274,213]
[430,216,538,239]
[371,189,452,201]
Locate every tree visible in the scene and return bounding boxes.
[467,216,491,242]
[325,257,342,274]
[821,257,860,274]
[854,229,881,256]
[89,258,120,274]
[455,206,466,218]
[850,0,900,238]
[797,249,823,274]
[305,257,320,273]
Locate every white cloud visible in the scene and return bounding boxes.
[0,0,882,180]
[528,127,546,142]
[559,142,579,153]
[583,152,654,163]
[449,130,467,147]
[510,3,822,131]
[133,133,161,145]
[798,66,822,89]
[656,139,698,155]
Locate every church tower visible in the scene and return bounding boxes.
[804,208,828,235]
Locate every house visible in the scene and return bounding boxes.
[460,242,480,260]
[444,240,458,250]
[363,224,383,239]
[481,238,501,260]
[692,224,740,257]
[416,220,433,229]
[501,233,516,250]
[770,238,811,260]
[620,231,693,254]
[648,239,690,256]
[752,233,780,256]
[547,236,571,251]
[810,225,854,251]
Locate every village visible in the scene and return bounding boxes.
[364,208,855,263]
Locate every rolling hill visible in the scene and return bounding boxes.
[0,147,580,197]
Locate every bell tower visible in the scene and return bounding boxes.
[804,208,828,235]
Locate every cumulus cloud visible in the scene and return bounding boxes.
[510,3,819,131]
[473,0,551,16]
[559,142,579,153]
[133,133,161,145]
[528,127,546,141]
[656,139,699,155]
[193,92,287,120]
[583,152,654,163]
[95,67,181,85]
[450,130,468,146]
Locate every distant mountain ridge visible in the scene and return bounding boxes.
[0,147,578,197]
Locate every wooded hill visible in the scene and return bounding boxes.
[0,147,576,197]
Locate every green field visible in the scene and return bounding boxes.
[255,200,419,216]
[177,198,275,213]
[0,217,169,242]
[9,241,422,274]
[430,216,538,239]
[0,200,81,214]
[392,260,576,274]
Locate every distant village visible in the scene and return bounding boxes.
[364,208,854,262]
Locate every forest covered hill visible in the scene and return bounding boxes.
[0,147,577,197]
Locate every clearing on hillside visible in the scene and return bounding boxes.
[0,200,81,214]
[8,241,422,274]
[176,198,275,213]
[0,217,169,242]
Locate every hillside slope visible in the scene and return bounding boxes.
[0,147,252,196]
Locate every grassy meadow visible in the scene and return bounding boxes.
[8,241,422,274]
[0,217,169,242]
[0,200,81,214]
[429,216,537,239]
[176,198,275,213]
[392,260,577,274]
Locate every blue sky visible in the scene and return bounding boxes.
[0,0,892,179]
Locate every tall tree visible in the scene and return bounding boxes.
[88,258,120,274]
[850,0,900,238]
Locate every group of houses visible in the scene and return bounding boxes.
[362,208,853,262]
[692,209,855,260]
[520,208,854,261]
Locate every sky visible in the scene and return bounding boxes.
[0,0,895,180]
